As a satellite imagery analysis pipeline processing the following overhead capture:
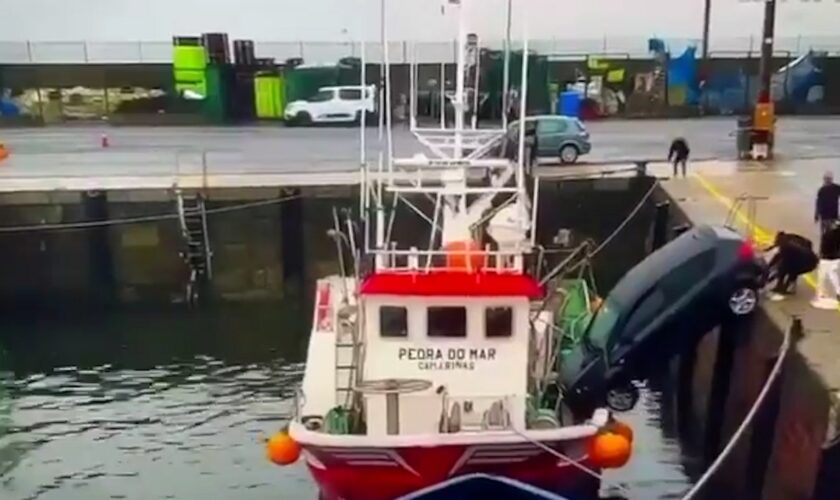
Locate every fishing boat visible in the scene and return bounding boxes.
[268,2,634,499]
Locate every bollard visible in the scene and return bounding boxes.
[100,134,109,148]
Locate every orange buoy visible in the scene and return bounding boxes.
[588,430,632,469]
[266,431,301,466]
[444,240,484,272]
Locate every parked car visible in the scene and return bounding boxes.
[284,85,376,126]
[498,115,591,164]
[559,225,767,417]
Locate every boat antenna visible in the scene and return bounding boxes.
[381,0,394,172]
[501,0,513,129]
[516,11,530,196]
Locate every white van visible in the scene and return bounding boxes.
[284,85,377,125]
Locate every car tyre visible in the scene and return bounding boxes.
[559,144,579,164]
[604,381,639,413]
[728,285,758,316]
[294,112,312,126]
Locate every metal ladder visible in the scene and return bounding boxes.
[334,303,361,408]
[176,190,213,305]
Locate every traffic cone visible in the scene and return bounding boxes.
[0,143,8,163]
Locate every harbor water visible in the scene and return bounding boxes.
[0,304,696,500]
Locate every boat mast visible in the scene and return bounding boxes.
[453,0,468,158]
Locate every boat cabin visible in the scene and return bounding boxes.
[357,271,543,436]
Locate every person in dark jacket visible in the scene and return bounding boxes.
[812,221,840,308]
[668,137,690,178]
[766,231,819,299]
[815,171,840,236]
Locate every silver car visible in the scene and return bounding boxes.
[502,115,592,164]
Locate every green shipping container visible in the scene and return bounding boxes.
[482,50,550,117]
[204,64,226,123]
[285,66,340,104]
[254,72,286,119]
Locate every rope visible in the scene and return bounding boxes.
[680,321,795,500]
[540,179,659,287]
[509,425,632,496]
[0,193,301,234]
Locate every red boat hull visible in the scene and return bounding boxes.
[302,440,599,500]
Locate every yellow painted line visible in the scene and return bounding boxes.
[692,173,840,313]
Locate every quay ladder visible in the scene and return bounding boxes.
[176,190,213,305]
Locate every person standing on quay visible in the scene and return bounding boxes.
[812,220,840,310]
[668,137,690,178]
[815,171,840,237]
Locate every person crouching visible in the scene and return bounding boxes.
[766,231,819,301]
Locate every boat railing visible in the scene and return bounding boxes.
[371,246,527,274]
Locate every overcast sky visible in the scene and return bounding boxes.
[2,0,839,42]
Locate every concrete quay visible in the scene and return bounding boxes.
[661,159,840,500]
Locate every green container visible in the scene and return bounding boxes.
[254,72,286,119]
[482,50,550,117]
[173,45,208,95]
[204,64,226,123]
[285,66,340,104]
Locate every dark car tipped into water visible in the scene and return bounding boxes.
[560,225,767,417]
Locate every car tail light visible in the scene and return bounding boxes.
[738,240,756,261]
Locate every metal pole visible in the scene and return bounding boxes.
[757,0,777,103]
[409,41,416,130]
[439,63,446,129]
[502,0,512,128]
[701,0,711,60]
[360,39,367,169]
[453,0,468,157]
[472,40,481,130]
[516,16,529,195]
[382,0,394,168]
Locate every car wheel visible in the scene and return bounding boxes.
[604,381,639,413]
[559,144,579,164]
[295,112,312,126]
[728,286,758,316]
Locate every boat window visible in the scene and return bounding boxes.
[427,307,467,338]
[380,306,408,338]
[485,307,513,338]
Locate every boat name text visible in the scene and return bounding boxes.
[398,347,496,370]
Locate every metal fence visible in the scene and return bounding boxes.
[2,36,840,65]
